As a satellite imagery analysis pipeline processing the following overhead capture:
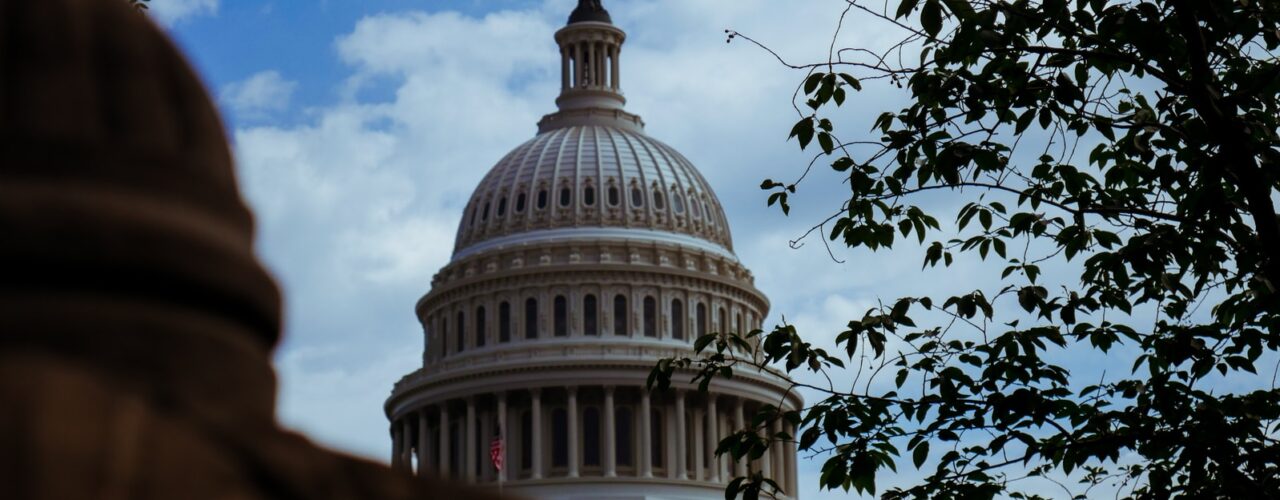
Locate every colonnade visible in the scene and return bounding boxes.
[390,386,799,496]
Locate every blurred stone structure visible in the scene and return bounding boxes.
[385,2,802,498]
[0,0,501,498]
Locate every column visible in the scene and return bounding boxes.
[531,389,544,479]
[497,392,508,483]
[785,421,798,496]
[706,396,720,483]
[604,386,617,477]
[402,422,414,470]
[439,405,451,478]
[391,420,403,469]
[610,44,620,90]
[417,412,430,476]
[675,390,687,479]
[693,406,705,481]
[760,417,772,480]
[640,390,652,478]
[771,419,784,483]
[466,398,477,482]
[734,399,747,477]
[567,386,580,478]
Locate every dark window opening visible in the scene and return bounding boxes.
[499,302,512,342]
[525,298,538,339]
[456,311,465,352]
[537,189,548,209]
[630,187,644,207]
[552,409,568,467]
[719,307,727,335]
[616,408,633,467]
[554,295,568,337]
[441,317,448,357]
[521,411,532,471]
[482,202,490,221]
[516,193,527,213]
[498,197,507,216]
[476,306,487,347]
[613,295,628,336]
[584,186,596,206]
[653,191,665,210]
[697,303,708,338]
[673,194,685,213]
[608,186,620,206]
[584,407,600,466]
[671,299,684,340]
[643,296,657,338]
[469,207,478,226]
[651,411,663,468]
[559,187,571,207]
[584,295,598,336]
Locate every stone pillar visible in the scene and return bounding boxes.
[391,420,403,469]
[734,399,747,477]
[692,406,705,481]
[771,418,783,484]
[604,386,617,477]
[439,405,451,478]
[640,390,652,478]
[465,398,477,482]
[417,412,430,476]
[707,396,720,483]
[497,391,508,483]
[675,390,687,480]
[785,420,798,496]
[759,417,771,481]
[571,42,581,88]
[531,389,544,479]
[567,386,580,478]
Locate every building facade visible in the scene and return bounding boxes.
[385,2,801,498]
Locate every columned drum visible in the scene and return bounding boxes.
[386,2,801,498]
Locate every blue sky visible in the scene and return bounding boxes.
[147,0,1111,498]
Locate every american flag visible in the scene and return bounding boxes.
[489,433,505,472]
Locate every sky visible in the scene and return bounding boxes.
[145,0,1092,498]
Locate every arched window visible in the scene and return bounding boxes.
[613,295,628,336]
[651,410,664,468]
[653,191,665,210]
[498,197,507,216]
[584,186,596,206]
[552,408,568,467]
[736,313,743,334]
[520,411,533,471]
[608,185,620,206]
[525,298,538,339]
[616,407,633,467]
[482,202,490,221]
[671,299,684,340]
[691,196,702,218]
[499,302,512,342]
[537,189,548,209]
[672,193,685,213]
[559,187,572,207]
[643,296,657,337]
[719,307,728,335]
[554,295,568,337]
[516,192,527,213]
[456,311,465,352]
[630,186,644,207]
[583,407,601,467]
[697,302,708,338]
[470,206,478,226]
[476,306,487,347]
[584,295,598,336]
[441,317,448,358]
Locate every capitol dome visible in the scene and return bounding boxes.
[386,2,801,498]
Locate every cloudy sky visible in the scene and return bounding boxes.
[147,0,1051,497]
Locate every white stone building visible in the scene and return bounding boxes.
[385,2,801,498]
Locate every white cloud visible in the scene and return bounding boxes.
[146,0,218,25]
[221,71,298,120]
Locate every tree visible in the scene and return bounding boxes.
[650,0,1280,498]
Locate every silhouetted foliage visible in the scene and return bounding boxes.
[652,0,1280,498]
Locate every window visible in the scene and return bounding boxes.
[608,186,620,206]
[516,193,527,213]
[559,187,571,207]
[584,407,601,466]
[499,302,512,342]
[552,408,568,467]
[470,206,478,226]
[697,303,708,338]
[630,186,644,207]
[616,407,633,467]
[673,193,685,213]
[651,410,664,468]
[456,311,465,352]
[671,299,684,340]
[525,298,539,339]
[584,186,596,206]
[482,202,490,221]
[653,191,665,210]
[584,295,598,336]
[554,295,568,337]
[613,295,628,336]
[498,197,507,216]
[537,189,548,209]
[521,411,533,471]
[736,313,743,334]
[441,317,448,357]
[643,297,657,337]
[476,306,487,347]
[691,196,702,218]
[719,307,727,335]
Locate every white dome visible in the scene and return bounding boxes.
[455,124,735,258]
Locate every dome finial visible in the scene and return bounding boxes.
[568,0,611,24]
